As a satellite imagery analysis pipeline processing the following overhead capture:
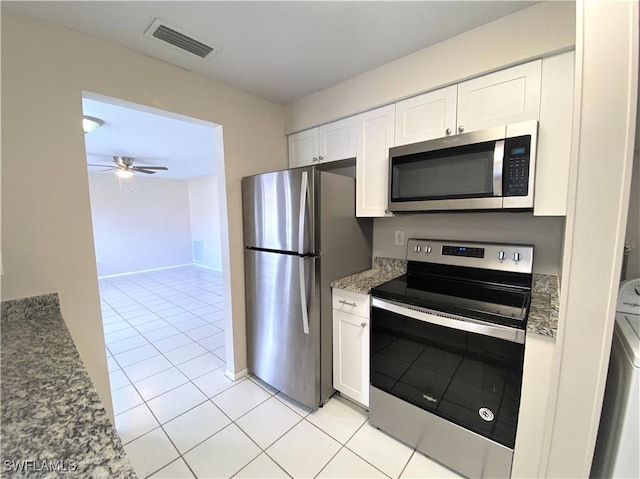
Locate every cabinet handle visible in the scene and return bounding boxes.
[339,300,357,307]
[318,155,324,161]
[458,125,465,132]
[360,322,366,328]
[445,128,451,135]
[312,157,318,162]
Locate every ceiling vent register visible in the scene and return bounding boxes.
[144,18,220,60]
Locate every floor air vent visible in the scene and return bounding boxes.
[144,18,220,60]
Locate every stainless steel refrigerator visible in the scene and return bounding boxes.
[242,166,372,409]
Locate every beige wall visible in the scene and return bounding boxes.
[88,173,194,277]
[284,1,576,133]
[373,213,565,275]
[1,9,287,417]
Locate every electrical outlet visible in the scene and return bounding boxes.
[394,231,405,246]
[96,255,102,263]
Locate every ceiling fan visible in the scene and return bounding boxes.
[88,156,168,178]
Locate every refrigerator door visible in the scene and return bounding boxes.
[245,248,319,408]
[242,168,315,254]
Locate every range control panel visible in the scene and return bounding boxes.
[406,238,534,274]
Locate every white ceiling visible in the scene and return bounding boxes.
[6,1,537,104]
[83,97,217,180]
[9,1,538,181]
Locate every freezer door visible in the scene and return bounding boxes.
[245,249,319,408]
[242,168,315,253]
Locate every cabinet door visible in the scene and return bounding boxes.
[395,85,457,146]
[288,127,319,168]
[356,104,395,217]
[333,309,369,407]
[534,51,575,217]
[457,60,542,133]
[318,117,357,163]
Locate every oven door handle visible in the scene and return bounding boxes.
[371,298,525,344]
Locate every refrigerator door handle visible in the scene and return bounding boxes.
[298,171,308,254]
[298,257,310,334]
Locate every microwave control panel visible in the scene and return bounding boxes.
[503,136,531,197]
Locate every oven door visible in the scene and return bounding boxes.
[370,298,524,449]
[388,127,505,212]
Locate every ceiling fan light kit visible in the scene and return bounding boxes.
[115,169,134,179]
[83,115,104,133]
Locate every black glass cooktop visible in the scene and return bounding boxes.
[371,263,532,329]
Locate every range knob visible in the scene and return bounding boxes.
[513,252,522,262]
[424,245,432,254]
[497,251,507,261]
[414,245,422,253]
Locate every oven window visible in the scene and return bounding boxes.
[391,144,495,202]
[370,306,524,448]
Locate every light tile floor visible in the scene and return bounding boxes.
[100,265,462,479]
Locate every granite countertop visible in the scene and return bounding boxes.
[330,257,407,295]
[332,259,559,339]
[1,294,137,478]
[528,274,560,338]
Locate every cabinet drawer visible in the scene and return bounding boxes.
[332,289,370,318]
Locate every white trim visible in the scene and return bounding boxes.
[192,263,222,273]
[542,2,639,476]
[225,368,248,382]
[97,263,195,279]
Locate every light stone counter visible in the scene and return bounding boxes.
[330,257,407,294]
[332,260,560,339]
[1,294,137,478]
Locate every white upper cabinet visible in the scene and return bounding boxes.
[318,116,357,163]
[395,85,457,146]
[288,127,319,168]
[394,60,542,145]
[456,60,542,133]
[356,104,395,217]
[288,54,572,217]
[288,117,356,168]
[534,51,575,216]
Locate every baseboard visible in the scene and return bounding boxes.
[192,263,223,272]
[226,368,248,381]
[97,263,197,279]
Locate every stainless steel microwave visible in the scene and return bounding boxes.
[388,120,538,212]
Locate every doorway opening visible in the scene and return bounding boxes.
[82,92,236,462]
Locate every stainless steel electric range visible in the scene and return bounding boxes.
[369,238,534,478]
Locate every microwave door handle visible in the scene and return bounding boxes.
[493,140,505,197]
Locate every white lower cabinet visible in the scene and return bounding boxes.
[332,288,370,407]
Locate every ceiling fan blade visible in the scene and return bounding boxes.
[87,163,111,167]
[132,168,157,174]
[133,166,168,170]
[99,167,117,172]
